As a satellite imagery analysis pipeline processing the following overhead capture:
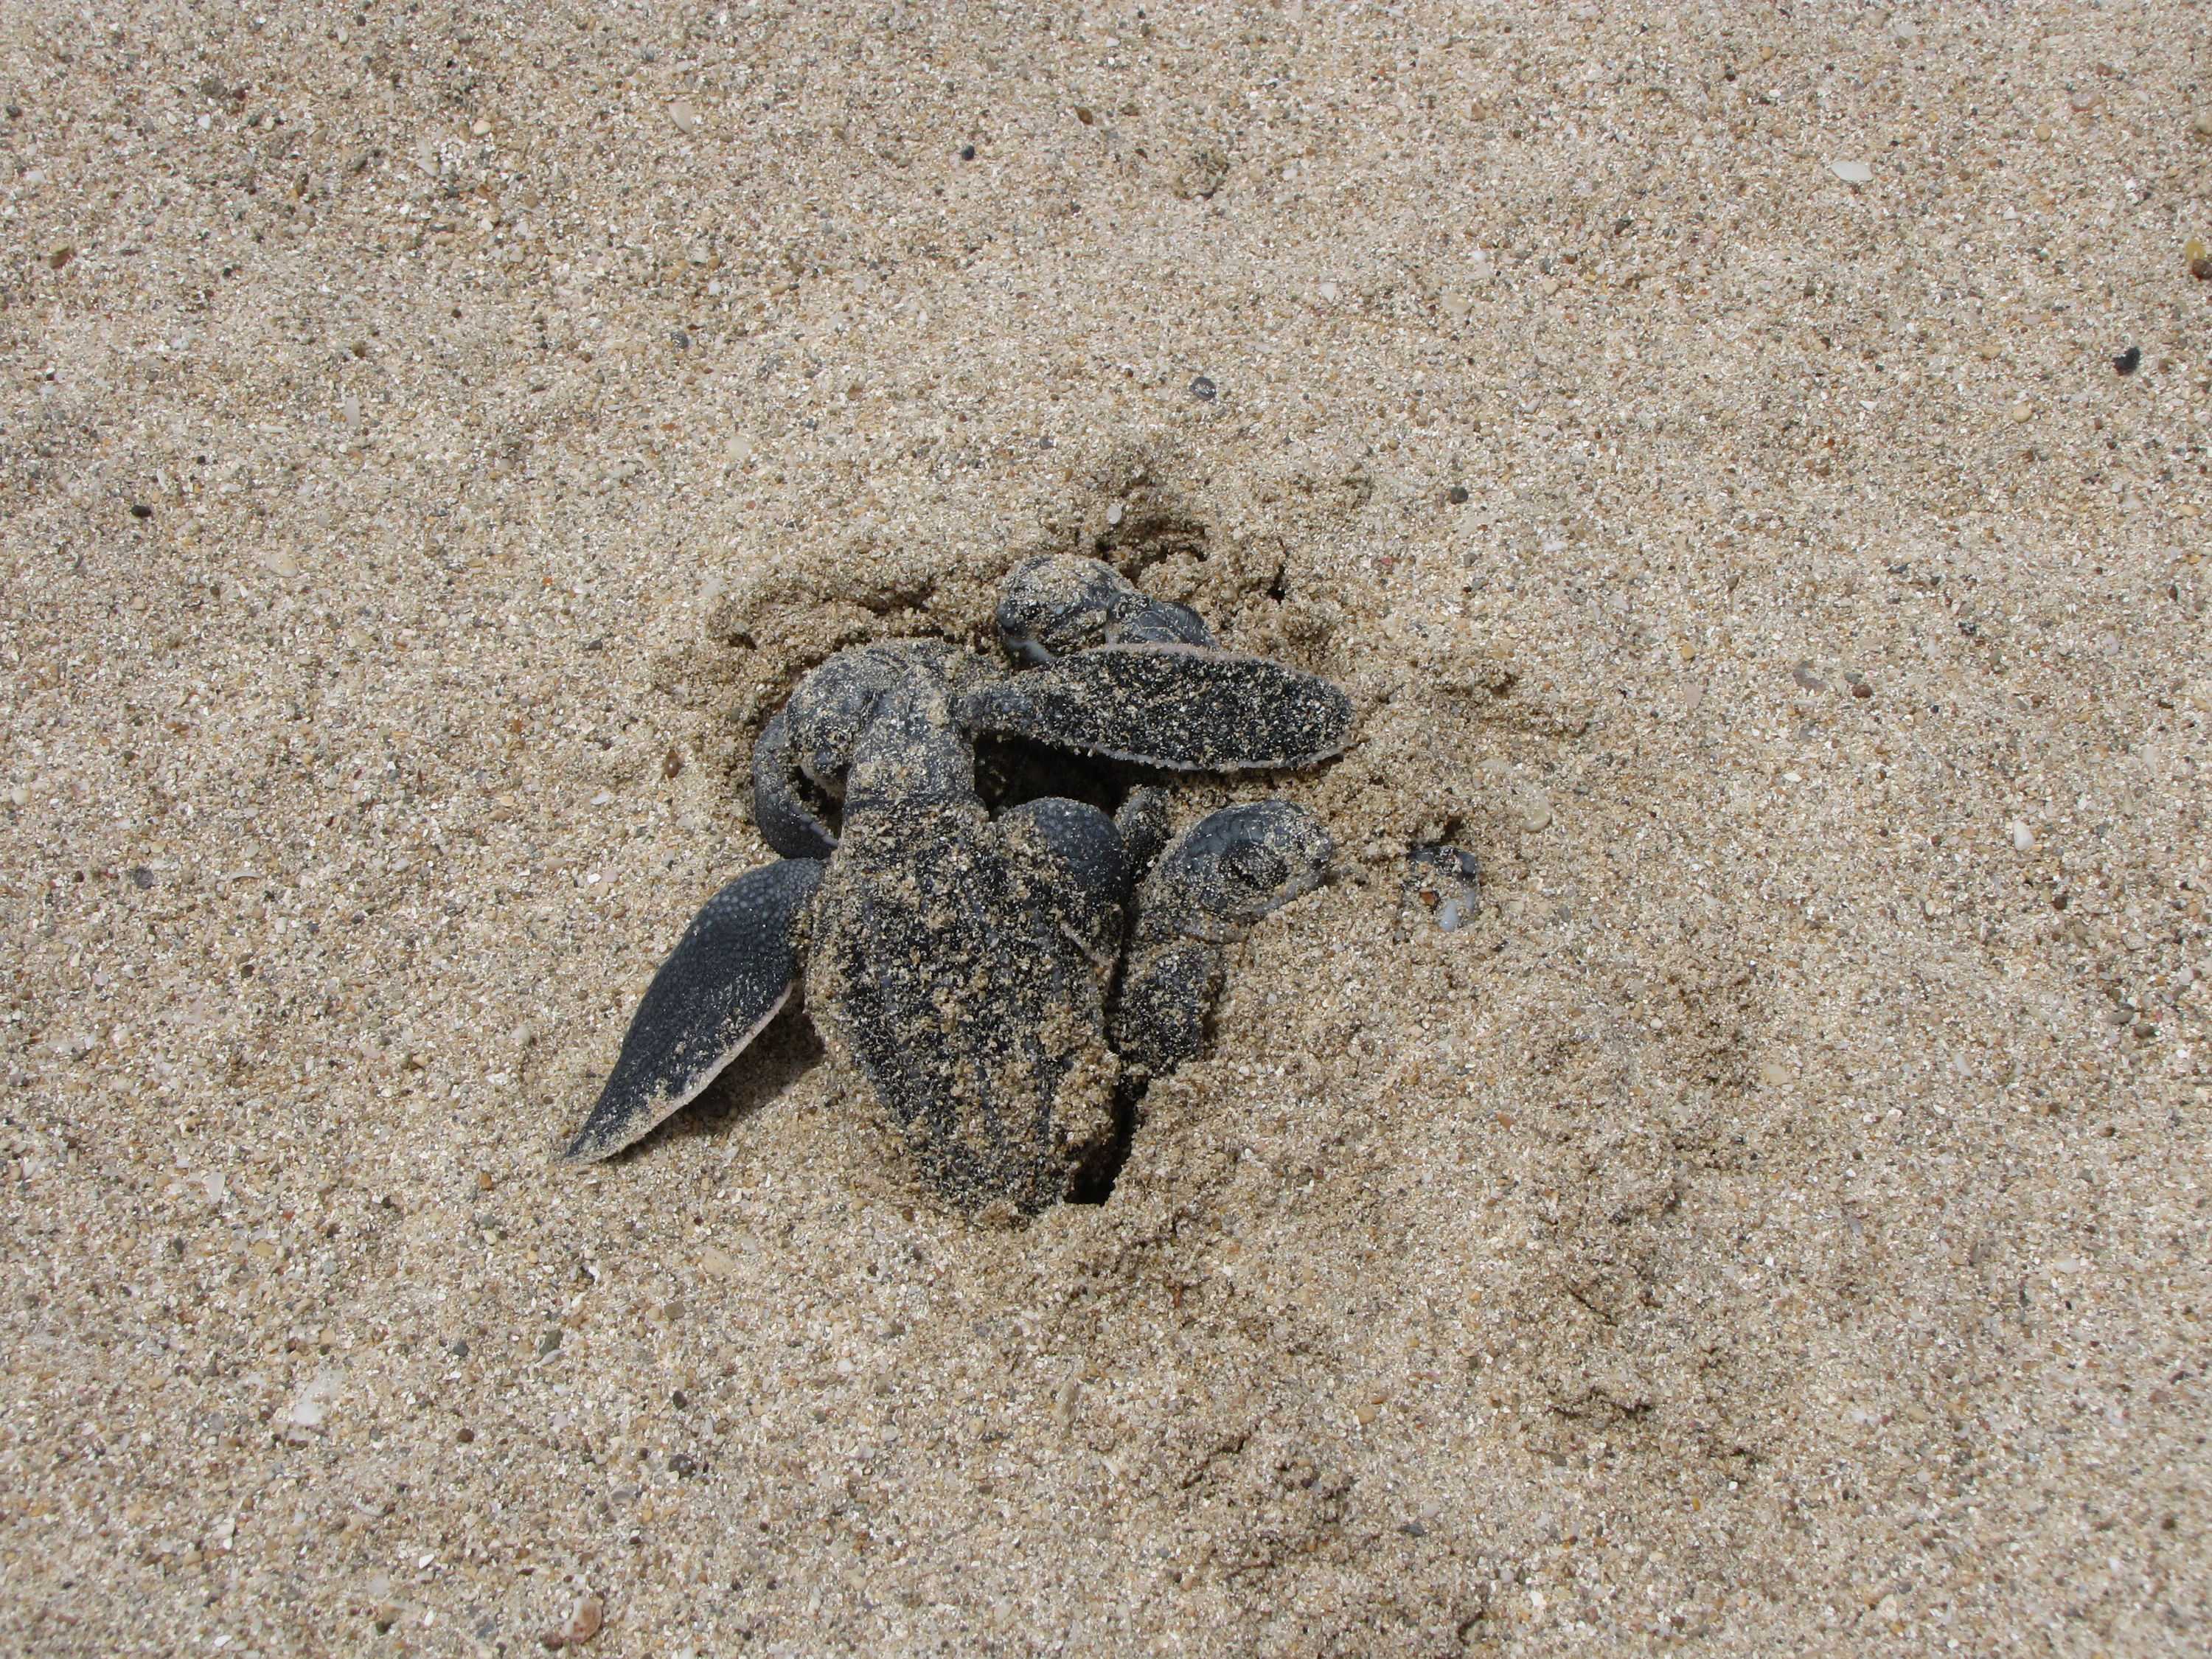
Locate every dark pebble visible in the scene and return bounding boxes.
[130,866,155,888]
[1446,484,1470,505]
[2113,345,2140,375]
[672,329,691,350]
[1074,105,1096,125]
[1189,375,1216,401]
[130,503,153,520]
[672,1389,689,1409]
[1408,844,1478,881]
[959,143,975,161]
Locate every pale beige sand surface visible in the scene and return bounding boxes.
[5,3,2211,1655]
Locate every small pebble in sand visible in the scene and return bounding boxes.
[2113,346,2141,375]
[1446,484,1470,505]
[2008,820,2037,852]
[1407,844,1480,931]
[959,143,976,161]
[1189,375,1217,401]
[669,100,700,134]
[2188,238,2211,281]
[1828,159,1873,184]
[540,1595,603,1649]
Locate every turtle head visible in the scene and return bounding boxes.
[995,554,1216,664]
[784,642,956,798]
[1140,800,1334,944]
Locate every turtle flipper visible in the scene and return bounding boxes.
[751,711,839,860]
[1113,785,1173,878]
[998,796,1130,970]
[1111,938,1222,1078]
[558,858,825,1164]
[959,644,1353,771]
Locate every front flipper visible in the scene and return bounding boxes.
[558,858,825,1164]
[998,796,1130,972]
[959,644,1354,771]
[751,712,839,860]
[1111,938,1222,1079]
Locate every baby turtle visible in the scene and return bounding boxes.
[559,556,1352,1214]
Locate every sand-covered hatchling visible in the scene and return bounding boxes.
[559,556,1354,1213]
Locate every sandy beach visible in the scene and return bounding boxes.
[4,2,2210,1653]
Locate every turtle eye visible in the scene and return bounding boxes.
[995,608,1060,667]
[1220,841,1289,899]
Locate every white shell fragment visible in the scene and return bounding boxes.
[1828,159,1874,184]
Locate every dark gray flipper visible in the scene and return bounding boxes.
[1113,786,1173,879]
[998,796,1130,968]
[559,858,825,1165]
[1111,801,1333,1082]
[751,711,838,860]
[959,644,1354,771]
[1112,938,1222,1078]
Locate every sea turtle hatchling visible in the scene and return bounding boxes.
[557,555,1354,1214]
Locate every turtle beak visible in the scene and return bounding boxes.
[798,755,847,799]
